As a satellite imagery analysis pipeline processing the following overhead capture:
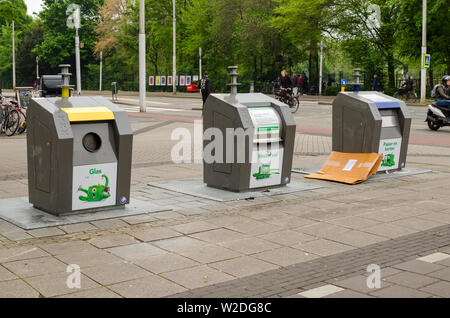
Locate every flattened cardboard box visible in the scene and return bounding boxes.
[305,152,382,184]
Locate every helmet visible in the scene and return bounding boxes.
[442,75,450,85]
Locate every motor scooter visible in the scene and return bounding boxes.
[426,102,450,131]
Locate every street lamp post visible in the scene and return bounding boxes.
[36,56,39,80]
[199,47,202,83]
[319,40,323,96]
[420,0,427,103]
[12,20,16,90]
[99,51,103,92]
[139,0,146,112]
[172,0,176,94]
[73,7,82,95]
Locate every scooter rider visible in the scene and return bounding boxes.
[435,75,450,109]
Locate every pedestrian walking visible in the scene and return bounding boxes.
[291,72,299,96]
[372,74,381,92]
[302,73,309,95]
[201,71,211,106]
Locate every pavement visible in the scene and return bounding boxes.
[0,92,449,298]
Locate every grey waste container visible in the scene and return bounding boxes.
[203,93,296,191]
[27,96,133,215]
[40,75,63,97]
[332,91,412,172]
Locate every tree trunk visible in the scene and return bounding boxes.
[428,68,434,88]
[386,53,395,91]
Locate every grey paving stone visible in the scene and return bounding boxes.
[254,247,319,267]
[121,214,157,225]
[263,215,318,228]
[151,211,184,220]
[225,219,283,236]
[0,265,16,281]
[3,256,68,278]
[393,260,445,275]
[324,289,374,298]
[361,223,418,239]
[391,217,446,231]
[88,233,139,249]
[108,275,187,298]
[428,267,450,282]
[0,246,49,263]
[417,212,450,225]
[190,228,248,244]
[83,261,152,285]
[90,219,129,230]
[333,275,391,294]
[209,256,279,278]
[420,281,450,298]
[327,216,382,229]
[161,265,235,289]
[56,250,123,268]
[170,221,219,234]
[127,226,182,242]
[384,271,439,289]
[323,230,386,248]
[176,244,241,264]
[57,222,97,234]
[294,239,354,257]
[0,279,39,298]
[106,243,166,261]
[57,287,122,298]
[24,272,101,298]
[133,253,199,274]
[295,223,349,237]
[219,237,281,255]
[1,230,33,241]
[27,227,66,238]
[258,230,317,247]
[370,285,431,298]
[152,236,209,252]
[39,240,99,256]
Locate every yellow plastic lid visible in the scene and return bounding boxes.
[61,107,115,122]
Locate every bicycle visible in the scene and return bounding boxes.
[0,98,21,136]
[275,88,300,114]
[9,99,27,134]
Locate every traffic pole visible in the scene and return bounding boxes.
[172,0,177,95]
[319,40,323,96]
[420,0,427,103]
[139,0,146,112]
[99,51,103,92]
[12,21,16,90]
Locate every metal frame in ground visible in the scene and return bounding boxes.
[0,197,171,230]
[148,178,322,202]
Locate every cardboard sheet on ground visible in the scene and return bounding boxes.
[304,152,382,184]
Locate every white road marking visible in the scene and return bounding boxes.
[298,284,344,298]
[119,106,183,113]
[417,252,450,263]
[118,98,170,105]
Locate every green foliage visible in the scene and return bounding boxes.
[34,0,104,70]
[397,0,450,73]
[0,0,447,92]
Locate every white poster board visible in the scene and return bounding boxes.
[72,162,117,211]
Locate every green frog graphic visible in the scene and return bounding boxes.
[78,174,111,202]
[381,154,396,167]
[253,164,280,180]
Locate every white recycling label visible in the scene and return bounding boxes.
[378,138,402,171]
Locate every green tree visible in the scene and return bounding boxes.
[397,0,450,75]
[34,0,104,88]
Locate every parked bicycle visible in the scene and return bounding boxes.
[0,97,21,136]
[10,99,27,135]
